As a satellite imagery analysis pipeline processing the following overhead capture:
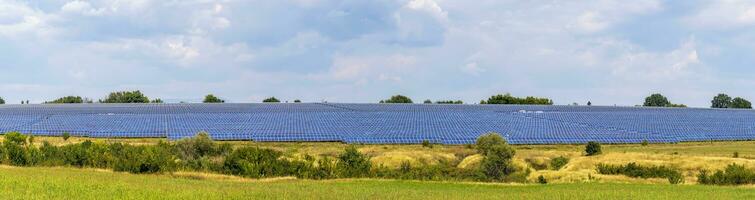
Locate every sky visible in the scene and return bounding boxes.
[1,0,754,107]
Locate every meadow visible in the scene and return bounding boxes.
[0,166,752,200]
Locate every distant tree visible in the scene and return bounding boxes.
[423,99,432,104]
[643,93,671,107]
[380,95,413,104]
[587,101,592,106]
[0,97,4,104]
[150,99,164,103]
[436,100,463,104]
[99,90,150,103]
[203,94,225,103]
[730,97,752,109]
[263,97,280,103]
[711,93,732,108]
[293,99,301,103]
[482,93,553,105]
[45,96,91,104]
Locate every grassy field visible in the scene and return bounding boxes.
[0,166,752,200]
[10,136,755,183]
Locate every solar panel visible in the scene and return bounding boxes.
[0,103,753,144]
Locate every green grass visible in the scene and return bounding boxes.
[0,166,752,200]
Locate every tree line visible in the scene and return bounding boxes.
[0,91,752,108]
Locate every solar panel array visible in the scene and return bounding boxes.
[0,103,753,144]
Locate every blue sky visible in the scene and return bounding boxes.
[1,0,754,107]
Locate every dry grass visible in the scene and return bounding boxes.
[9,135,755,185]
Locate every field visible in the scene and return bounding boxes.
[9,136,755,184]
[0,166,752,200]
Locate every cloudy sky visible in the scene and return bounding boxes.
[1,0,754,106]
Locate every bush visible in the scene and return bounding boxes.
[481,93,553,105]
[421,140,433,148]
[697,163,755,185]
[480,145,516,181]
[537,175,548,184]
[585,141,602,156]
[641,140,649,146]
[550,156,569,170]
[733,152,739,158]
[596,162,683,184]
[475,132,508,155]
[223,147,288,178]
[337,146,371,178]
[62,132,71,141]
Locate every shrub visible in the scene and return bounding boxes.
[733,152,739,158]
[421,140,433,148]
[537,175,548,184]
[62,132,71,141]
[641,140,649,146]
[475,132,508,155]
[585,141,602,156]
[223,147,288,178]
[480,142,516,181]
[337,146,371,178]
[550,156,569,170]
[697,163,755,185]
[596,162,683,184]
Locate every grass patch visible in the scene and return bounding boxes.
[0,166,752,200]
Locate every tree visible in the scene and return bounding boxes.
[585,141,602,156]
[482,93,553,105]
[380,95,413,103]
[730,97,752,109]
[0,97,4,104]
[45,96,91,104]
[203,94,225,103]
[150,99,164,103]
[643,93,671,107]
[423,99,432,104]
[711,93,732,108]
[436,100,463,104]
[293,99,301,103]
[263,97,280,103]
[587,101,592,106]
[100,90,150,103]
[476,133,516,181]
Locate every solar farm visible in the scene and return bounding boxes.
[0,103,753,144]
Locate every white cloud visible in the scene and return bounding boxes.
[460,62,484,76]
[61,1,105,16]
[686,0,755,29]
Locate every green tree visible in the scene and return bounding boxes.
[99,90,150,103]
[203,94,225,103]
[711,93,732,108]
[730,97,752,109]
[380,95,413,103]
[0,97,4,104]
[423,99,432,104]
[436,100,463,104]
[476,133,517,181]
[45,96,92,104]
[150,99,163,103]
[482,93,553,105]
[643,93,671,107]
[262,97,280,103]
[293,99,301,103]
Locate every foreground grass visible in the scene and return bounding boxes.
[0,166,752,200]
